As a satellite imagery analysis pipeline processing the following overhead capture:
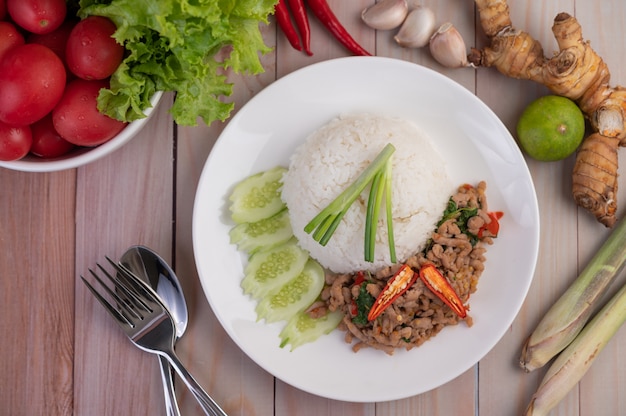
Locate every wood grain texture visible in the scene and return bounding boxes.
[73,93,175,416]
[0,170,75,415]
[0,1,624,415]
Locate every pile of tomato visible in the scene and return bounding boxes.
[0,0,128,161]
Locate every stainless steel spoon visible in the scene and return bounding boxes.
[120,245,189,416]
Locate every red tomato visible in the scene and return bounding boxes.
[30,113,75,158]
[0,120,32,161]
[28,18,76,69]
[52,79,127,147]
[0,43,66,126]
[7,0,66,34]
[66,16,124,80]
[0,21,25,62]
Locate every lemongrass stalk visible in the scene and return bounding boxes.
[519,216,626,372]
[304,143,395,244]
[524,281,626,416]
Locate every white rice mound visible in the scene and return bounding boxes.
[281,113,454,274]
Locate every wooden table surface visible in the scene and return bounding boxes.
[2,1,625,415]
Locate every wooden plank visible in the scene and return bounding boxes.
[72,93,175,415]
[470,0,578,414]
[369,0,481,413]
[275,384,376,416]
[0,169,76,415]
[272,1,377,414]
[173,21,278,416]
[473,1,624,415]
[575,2,626,415]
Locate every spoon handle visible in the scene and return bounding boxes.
[159,356,182,416]
[162,350,228,416]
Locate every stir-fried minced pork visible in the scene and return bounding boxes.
[319,182,497,355]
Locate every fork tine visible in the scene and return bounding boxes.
[83,257,226,416]
[98,261,153,314]
[81,275,135,327]
[107,256,160,307]
[88,265,145,321]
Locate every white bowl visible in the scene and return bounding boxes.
[0,91,163,173]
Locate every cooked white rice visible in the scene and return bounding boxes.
[281,113,453,274]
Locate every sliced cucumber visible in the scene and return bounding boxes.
[255,259,325,323]
[229,209,293,255]
[229,166,287,223]
[242,239,309,299]
[279,309,343,351]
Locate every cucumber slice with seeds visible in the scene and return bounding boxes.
[229,166,287,223]
[242,239,309,299]
[255,259,325,323]
[229,209,293,255]
[279,309,343,351]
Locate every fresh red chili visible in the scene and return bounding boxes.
[367,265,417,321]
[288,0,313,55]
[306,0,372,56]
[353,270,366,286]
[275,0,303,52]
[419,263,467,318]
[478,211,503,238]
[350,271,366,315]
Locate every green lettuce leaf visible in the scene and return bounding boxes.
[78,0,277,126]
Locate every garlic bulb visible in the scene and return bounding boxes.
[429,23,469,68]
[405,0,425,10]
[394,6,436,48]
[361,0,409,31]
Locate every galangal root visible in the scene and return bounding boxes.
[468,0,626,227]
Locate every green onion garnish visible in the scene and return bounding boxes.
[384,158,396,263]
[304,143,397,263]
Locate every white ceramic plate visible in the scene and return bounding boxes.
[0,91,163,172]
[192,57,540,402]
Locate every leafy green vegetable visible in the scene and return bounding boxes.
[352,283,375,325]
[436,198,479,245]
[78,0,277,125]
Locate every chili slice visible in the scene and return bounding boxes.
[306,0,372,56]
[478,211,503,238]
[275,0,303,52]
[419,263,467,318]
[288,0,313,55]
[350,271,366,315]
[367,265,417,321]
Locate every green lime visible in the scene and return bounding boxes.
[516,95,585,161]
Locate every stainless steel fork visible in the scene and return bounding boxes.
[81,257,227,416]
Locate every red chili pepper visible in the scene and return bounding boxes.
[478,211,503,238]
[275,0,303,52]
[353,270,365,286]
[350,271,366,315]
[306,0,372,56]
[288,0,313,56]
[419,264,467,318]
[350,302,358,316]
[367,265,417,321]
